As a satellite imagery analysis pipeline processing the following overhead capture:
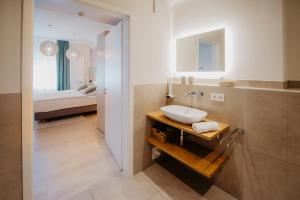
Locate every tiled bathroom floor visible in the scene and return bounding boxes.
[70,163,236,200]
[34,114,236,200]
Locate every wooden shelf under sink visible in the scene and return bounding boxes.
[146,111,229,141]
[146,137,228,178]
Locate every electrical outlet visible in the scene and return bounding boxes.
[210,93,225,102]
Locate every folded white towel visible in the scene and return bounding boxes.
[192,121,220,133]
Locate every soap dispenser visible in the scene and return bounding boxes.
[166,78,175,105]
[166,77,175,99]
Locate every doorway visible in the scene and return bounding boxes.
[22,0,131,199]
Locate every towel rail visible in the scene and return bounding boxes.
[217,128,243,144]
[217,128,244,155]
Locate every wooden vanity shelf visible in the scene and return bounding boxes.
[147,137,228,178]
[147,111,229,141]
[146,110,230,178]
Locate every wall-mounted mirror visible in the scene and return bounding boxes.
[176,29,225,72]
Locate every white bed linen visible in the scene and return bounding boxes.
[33,90,85,102]
[33,90,97,113]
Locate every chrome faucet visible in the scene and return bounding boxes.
[184,91,204,97]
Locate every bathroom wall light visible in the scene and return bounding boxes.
[40,41,58,56]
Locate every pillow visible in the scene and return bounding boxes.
[80,86,96,94]
[76,84,88,91]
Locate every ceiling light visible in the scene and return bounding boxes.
[66,49,80,60]
[40,41,58,56]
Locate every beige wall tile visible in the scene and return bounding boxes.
[134,84,167,131]
[245,90,288,160]
[194,86,228,123]
[0,93,22,200]
[0,132,22,174]
[0,0,22,94]
[248,81,284,89]
[286,163,300,200]
[133,128,153,173]
[223,88,246,131]
[286,93,300,165]
[171,84,195,107]
[244,149,286,200]
[0,167,22,200]
[133,84,167,173]
[214,144,244,200]
[243,164,263,200]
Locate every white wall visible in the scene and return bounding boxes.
[96,0,173,85]
[173,0,284,81]
[0,0,22,93]
[69,42,92,88]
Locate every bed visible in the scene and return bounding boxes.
[33,90,97,120]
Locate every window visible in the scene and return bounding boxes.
[33,38,57,92]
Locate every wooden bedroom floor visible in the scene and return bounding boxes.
[33,114,121,200]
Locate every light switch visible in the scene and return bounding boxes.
[210,93,225,102]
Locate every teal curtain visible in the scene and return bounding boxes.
[57,40,70,91]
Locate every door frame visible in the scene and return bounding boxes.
[21,1,133,199]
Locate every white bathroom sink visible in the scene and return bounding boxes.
[160,105,207,124]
